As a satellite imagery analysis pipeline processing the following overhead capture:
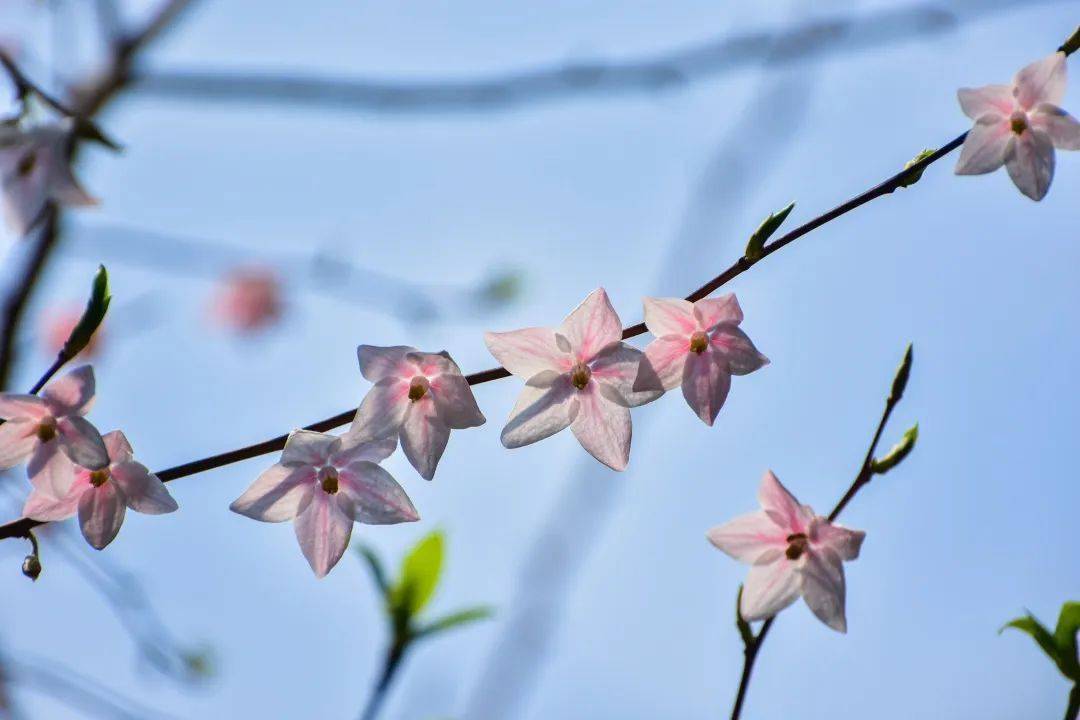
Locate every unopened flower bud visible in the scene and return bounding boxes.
[22,554,41,581]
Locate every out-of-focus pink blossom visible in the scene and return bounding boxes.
[484,288,661,471]
[0,121,97,236]
[350,346,485,480]
[955,52,1080,200]
[707,471,865,633]
[634,294,768,426]
[23,430,176,550]
[210,267,283,333]
[230,430,418,578]
[0,365,108,489]
[42,307,104,359]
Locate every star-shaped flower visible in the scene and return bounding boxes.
[634,294,768,425]
[23,430,177,549]
[707,471,865,632]
[484,288,661,471]
[230,430,418,578]
[351,346,485,480]
[955,52,1080,200]
[0,365,108,492]
[0,121,96,235]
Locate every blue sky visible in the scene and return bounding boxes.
[1,1,1078,718]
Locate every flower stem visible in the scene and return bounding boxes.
[1066,684,1079,720]
[358,642,406,720]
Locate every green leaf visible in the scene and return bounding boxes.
[889,343,913,404]
[391,530,445,618]
[897,149,936,188]
[744,202,795,262]
[355,543,390,597]
[870,424,918,475]
[735,585,754,647]
[61,265,111,360]
[1002,612,1076,680]
[414,606,494,641]
[1055,602,1080,679]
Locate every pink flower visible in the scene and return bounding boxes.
[209,266,283,333]
[230,430,418,578]
[0,121,97,236]
[350,346,485,480]
[42,307,104,359]
[706,471,865,633]
[22,430,177,550]
[0,365,108,491]
[634,294,768,426]
[955,52,1080,200]
[484,288,661,471]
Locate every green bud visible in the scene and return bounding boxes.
[745,202,795,262]
[898,149,936,188]
[61,265,110,361]
[889,343,913,404]
[21,554,41,581]
[735,585,754,647]
[871,424,918,475]
[1060,27,1080,57]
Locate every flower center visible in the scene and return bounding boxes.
[89,468,110,487]
[1010,112,1028,135]
[319,466,339,494]
[36,417,57,442]
[689,331,709,354]
[16,151,36,178]
[408,376,430,401]
[570,362,592,390]
[785,533,809,560]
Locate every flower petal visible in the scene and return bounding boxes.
[570,383,631,471]
[23,483,83,521]
[430,371,486,429]
[642,297,697,337]
[333,434,398,466]
[293,489,353,578]
[484,327,569,378]
[680,348,731,426]
[102,430,134,464]
[281,429,337,467]
[558,288,623,362]
[78,482,126,549]
[357,345,415,382]
[0,394,48,421]
[42,365,96,416]
[809,518,866,561]
[757,470,813,534]
[800,548,848,632]
[1031,103,1080,150]
[399,397,450,480]
[956,84,1014,120]
[351,377,409,441]
[635,336,688,392]
[56,415,109,470]
[230,464,315,522]
[111,462,178,515]
[27,441,75,497]
[591,344,663,408]
[693,294,743,330]
[500,373,579,449]
[710,325,769,376]
[0,418,38,469]
[1013,52,1066,110]
[1,141,50,236]
[740,557,801,622]
[339,461,419,525]
[1004,129,1055,201]
[955,115,1010,175]
[706,510,787,563]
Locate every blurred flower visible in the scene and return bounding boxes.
[707,470,865,633]
[955,52,1080,200]
[633,294,768,426]
[0,365,108,487]
[350,346,485,480]
[42,306,104,359]
[484,288,660,471]
[230,430,418,578]
[209,266,283,333]
[0,120,97,235]
[23,430,177,550]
